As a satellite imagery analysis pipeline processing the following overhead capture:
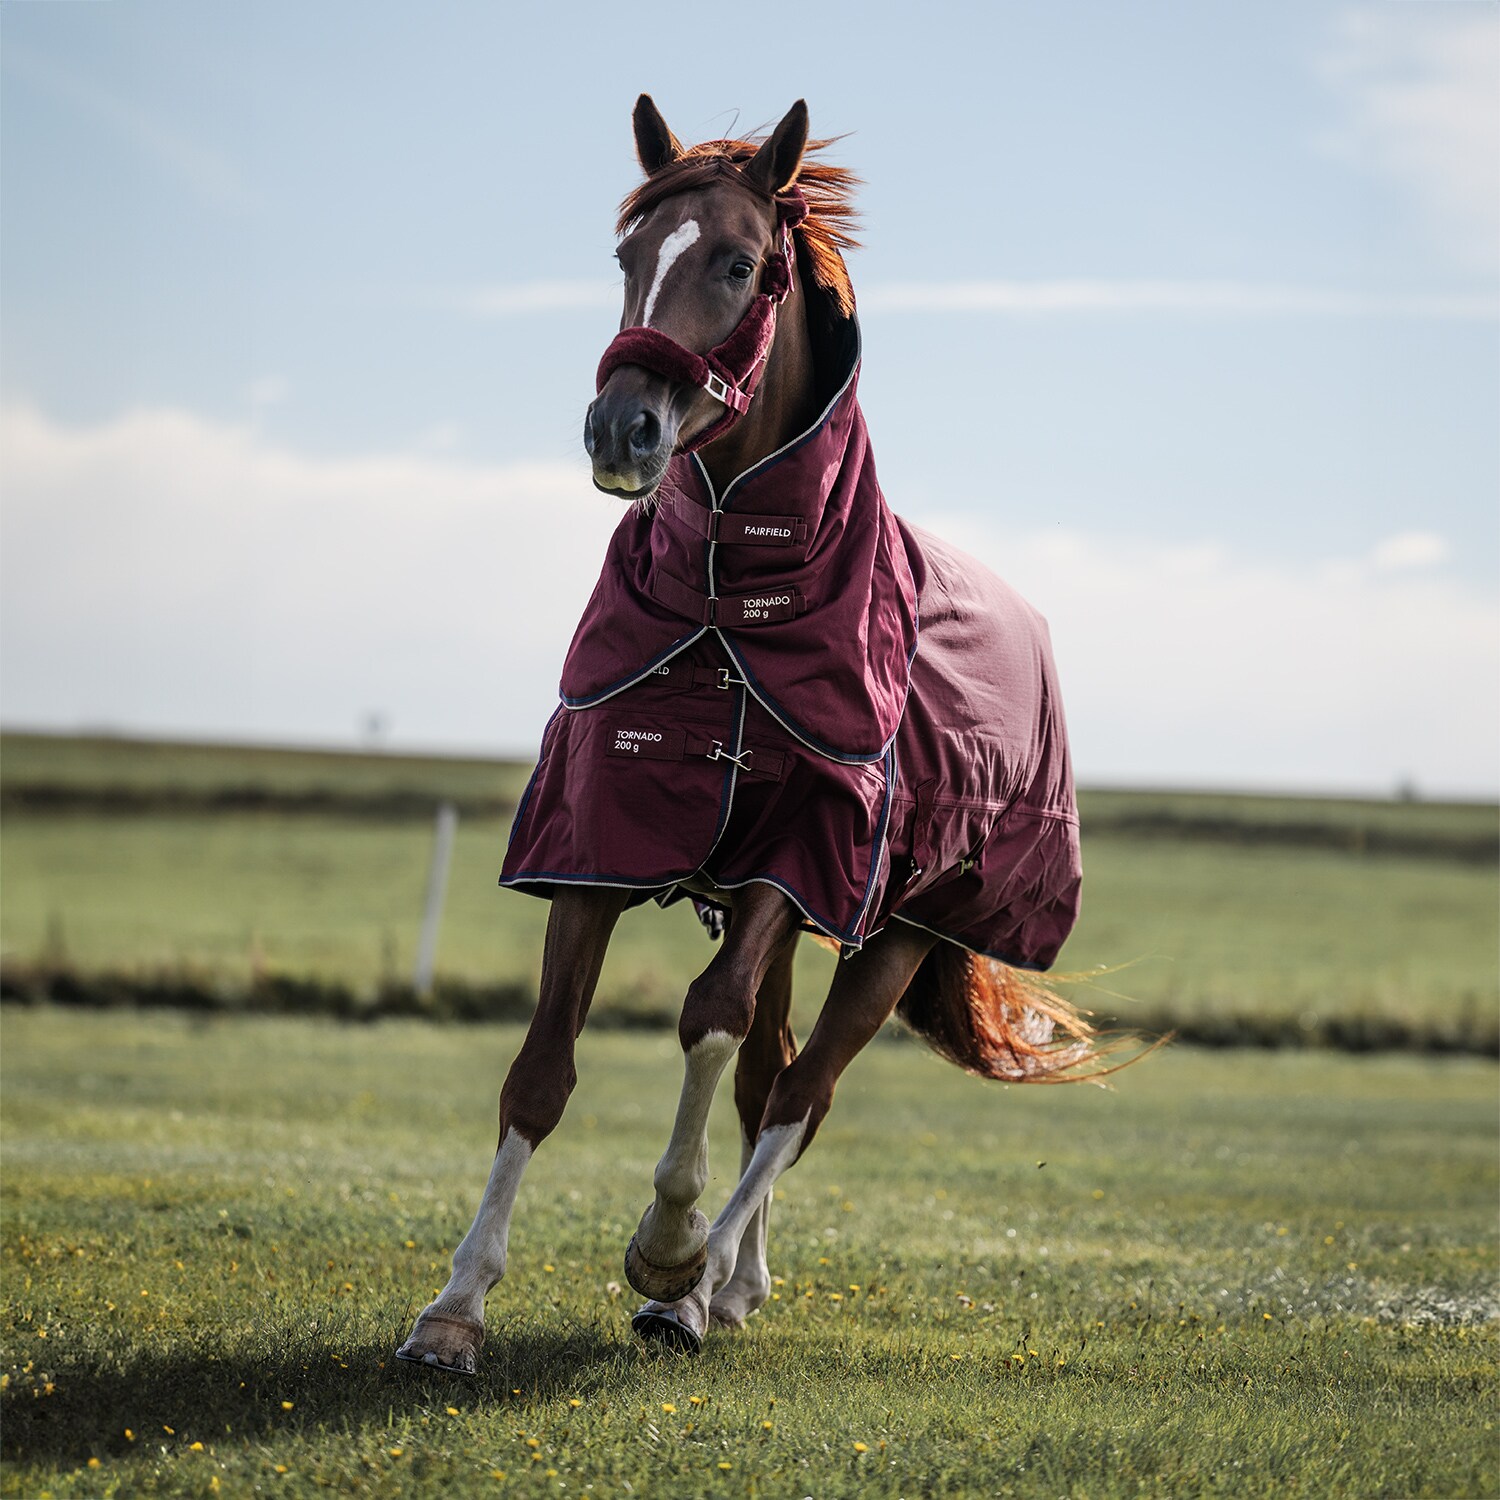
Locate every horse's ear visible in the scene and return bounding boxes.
[633,94,683,175]
[743,100,809,197]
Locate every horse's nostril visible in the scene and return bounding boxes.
[583,406,598,457]
[626,411,660,459]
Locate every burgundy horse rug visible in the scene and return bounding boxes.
[501,316,1082,972]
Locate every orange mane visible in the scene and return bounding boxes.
[617,137,861,319]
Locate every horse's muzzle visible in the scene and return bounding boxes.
[585,391,672,497]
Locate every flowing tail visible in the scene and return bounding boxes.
[895,942,1153,1083]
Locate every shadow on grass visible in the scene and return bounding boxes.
[2,1303,654,1468]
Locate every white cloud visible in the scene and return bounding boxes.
[1320,5,1500,275]
[858,279,1498,319]
[0,402,619,752]
[912,513,1499,798]
[3,400,1495,794]
[1370,530,1449,572]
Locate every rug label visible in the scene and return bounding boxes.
[607,726,686,761]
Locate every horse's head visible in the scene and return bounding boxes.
[586,96,810,500]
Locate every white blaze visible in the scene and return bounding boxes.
[642,219,700,327]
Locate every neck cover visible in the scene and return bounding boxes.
[561,328,918,763]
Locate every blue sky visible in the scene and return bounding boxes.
[3,0,1496,794]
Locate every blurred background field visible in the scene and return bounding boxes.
[3,732,1495,1049]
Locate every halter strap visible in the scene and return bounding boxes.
[596,189,807,453]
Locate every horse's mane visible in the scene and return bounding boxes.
[616,137,861,319]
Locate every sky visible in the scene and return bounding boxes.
[2,0,1497,796]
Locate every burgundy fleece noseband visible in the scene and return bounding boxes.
[596,189,809,453]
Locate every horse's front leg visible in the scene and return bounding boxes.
[623,885,801,1304]
[634,919,934,1352]
[396,885,628,1374]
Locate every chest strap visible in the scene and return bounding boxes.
[671,504,808,547]
[606,725,785,780]
[649,569,804,627]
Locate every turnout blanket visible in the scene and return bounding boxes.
[501,326,1081,970]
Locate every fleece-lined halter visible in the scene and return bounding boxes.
[595,189,809,452]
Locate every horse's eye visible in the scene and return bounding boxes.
[729,259,755,282]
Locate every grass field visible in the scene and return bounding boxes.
[2,1007,1495,1498]
[3,732,1495,1036]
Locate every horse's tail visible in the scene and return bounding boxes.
[895,941,1148,1083]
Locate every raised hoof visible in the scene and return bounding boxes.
[624,1230,708,1304]
[395,1312,483,1376]
[631,1305,703,1355]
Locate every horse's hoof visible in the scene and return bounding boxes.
[395,1311,483,1376]
[707,1303,748,1331]
[624,1230,708,1303]
[631,1305,703,1355]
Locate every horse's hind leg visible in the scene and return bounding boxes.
[710,938,797,1328]
[623,885,800,1306]
[396,886,627,1374]
[635,920,933,1352]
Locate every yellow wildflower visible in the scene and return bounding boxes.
[853,1441,869,1453]
[281,1401,294,1411]
[662,1402,677,1414]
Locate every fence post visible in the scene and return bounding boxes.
[413,802,458,998]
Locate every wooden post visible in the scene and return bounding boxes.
[413,802,458,998]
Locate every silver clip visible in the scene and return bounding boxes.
[707,741,754,771]
[702,371,734,405]
[715,667,746,690]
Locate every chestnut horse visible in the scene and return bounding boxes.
[398,97,1125,1371]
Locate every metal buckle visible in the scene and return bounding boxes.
[702,371,734,406]
[715,668,732,690]
[707,741,753,771]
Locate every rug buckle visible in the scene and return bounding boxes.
[707,741,754,771]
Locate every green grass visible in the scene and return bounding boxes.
[3,733,1496,1037]
[3,807,1495,1032]
[2,1007,1495,1498]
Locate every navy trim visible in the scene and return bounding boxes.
[697,872,867,950]
[698,682,747,866]
[719,636,894,764]
[707,320,862,510]
[560,628,707,709]
[850,745,897,933]
[501,869,700,890]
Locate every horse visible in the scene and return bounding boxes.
[397,96,1132,1371]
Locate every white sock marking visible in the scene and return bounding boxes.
[436,1127,533,1317]
[642,219,700,327]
